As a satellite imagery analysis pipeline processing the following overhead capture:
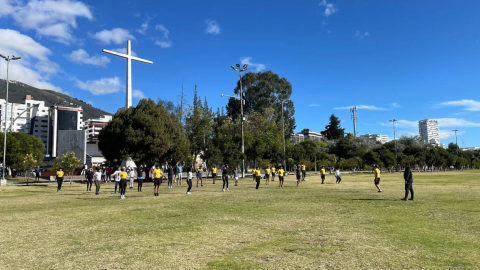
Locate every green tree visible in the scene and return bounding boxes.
[52,152,81,186]
[99,99,190,165]
[0,132,44,176]
[321,114,345,140]
[17,154,37,185]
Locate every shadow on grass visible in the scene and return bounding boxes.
[351,198,388,201]
[27,190,49,193]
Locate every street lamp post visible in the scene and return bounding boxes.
[231,64,248,178]
[1,54,21,186]
[389,119,398,158]
[452,129,459,155]
[281,100,287,171]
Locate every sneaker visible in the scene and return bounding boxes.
[222,189,225,192]
[226,188,229,192]
[186,192,191,195]
[201,185,203,187]
[408,198,414,201]
[401,198,407,201]
[378,190,382,193]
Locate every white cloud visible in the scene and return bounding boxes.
[132,89,146,99]
[137,21,149,35]
[334,105,386,111]
[437,99,480,111]
[205,20,221,35]
[240,57,266,72]
[93,28,135,45]
[309,104,321,107]
[319,0,338,17]
[109,48,137,56]
[0,28,61,91]
[356,31,370,40]
[0,0,93,44]
[380,120,417,128]
[380,118,480,129]
[154,24,172,48]
[75,77,122,95]
[86,101,94,106]
[66,49,110,67]
[391,103,401,108]
[439,130,465,140]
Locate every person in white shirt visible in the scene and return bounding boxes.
[186,166,193,195]
[113,167,121,194]
[128,167,136,189]
[94,168,102,195]
[335,168,342,184]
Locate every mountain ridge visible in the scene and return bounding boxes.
[0,79,113,120]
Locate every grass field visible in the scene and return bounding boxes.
[1,171,479,269]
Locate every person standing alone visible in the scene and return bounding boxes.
[301,163,306,181]
[137,165,145,192]
[212,165,217,184]
[153,165,163,197]
[401,164,414,201]
[320,166,326,184]
[265,166,271,185]
[254,166,261,189]
[56,168,64,193]
[86,168,93,191]
[186,167,193,195]
[94,167,102,195]
[222,165,229,192]
[374,165,382,193]
[278,166,285,188]
[335,167,341,184]
[119,167,128,199]
[35,166,41,182]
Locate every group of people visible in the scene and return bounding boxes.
[55,161,415,201]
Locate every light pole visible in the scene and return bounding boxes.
[452,129,459,155]
[389,119,397,158]
[1,54,21,186]
[231,63,248,177]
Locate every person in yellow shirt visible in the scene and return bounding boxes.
[374,165,382,193]
[119,167,128,199]
[212,166,217,184]
[321,166,326,184]
[265,166,271,185]
[301,163,306,181]
[254,167,261,189]
[271,166,276,181]
[56,168,64,193]
[252,168,256,182]
[153,165,163,197]
[278,166,285,188]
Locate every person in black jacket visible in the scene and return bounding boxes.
[86,168,93,191]
[401,164,414,201]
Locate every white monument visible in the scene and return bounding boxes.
[102,40,153,109]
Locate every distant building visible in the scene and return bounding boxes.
[359,134,389,144]
[461,147,479,152]
[84,115,112,141]
[291,129,323,144]
[419,119,440,146]
[0,99,28,133]
[49,104,84,158]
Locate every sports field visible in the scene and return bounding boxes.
[0,171,479,269]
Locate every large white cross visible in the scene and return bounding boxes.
[102,40,153,109]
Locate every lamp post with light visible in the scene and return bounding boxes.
[230,63,248,178]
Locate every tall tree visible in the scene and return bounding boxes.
[321,114,345,140]
[0,132,44,176]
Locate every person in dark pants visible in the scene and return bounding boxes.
[255,166,261,189]
[167,164,174,189]
[222,165,229,192]
[35,166,41,182]
[94,167,102,195]
[186,167,193,194]
[56,168,64,193]
[401,164,414,201]
[86,168,93,191]
[137,165,145,192]
[119,167,128,199]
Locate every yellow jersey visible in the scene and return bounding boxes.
[278,169,284,177]
[374,168,380,178]
[265,169,270,175]
[119,172,128,179]
[56,171,64,177]
[272,167,276,173]
[212,167,217,174]
[254,170,261,177]
[301,165,306,171]
[153,169,163,178]
[321,169,325,175]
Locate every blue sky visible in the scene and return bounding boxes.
[1,0,480,147]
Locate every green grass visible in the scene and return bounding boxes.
[1,171,479,269]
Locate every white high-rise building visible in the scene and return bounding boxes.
[84,115,112,141]
[419,119,440,146]
[360,134,389,144]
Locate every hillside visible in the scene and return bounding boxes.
[0,80,112,120]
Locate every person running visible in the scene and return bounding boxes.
[278,166,285,188]
[212,165,217,184]
[153,165,163,197]
[254,166,261,189]
[265,166,271,185]
[233,167,239,186]
[296,164,301,187]
[271,166,276,182]
[167,164,174,189]
[106,167,112,182]
[401,164,414,201]
[86,168,93,191]
[94,167,102,195]
[176,161,185,185]
[113,167,121,194]
[56,168,64,193]
[222,165,229,192]
[301,163,306,181]
[119,167,128,199]
[137,165,145,192]
[374,165,382,193]
[186,167,193,195]
[321,166,326,184]
[335,167,342,184]
[252,168,257,182]
[196,167,203,188]
[35,166,41,182]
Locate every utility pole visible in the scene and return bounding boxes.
[452,129,459,155]
[390,119,398,158]
[231,64,248,178]
[350,106,358,137]
[178,80,187,123]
